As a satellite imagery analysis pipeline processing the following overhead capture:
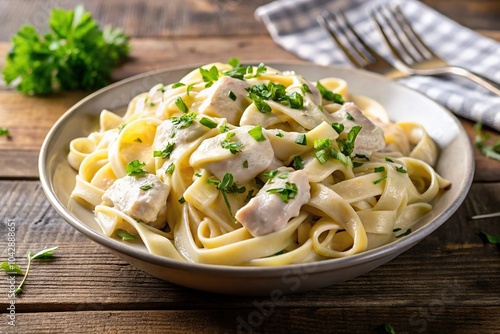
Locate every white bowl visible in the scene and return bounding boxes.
[39,63,473,296]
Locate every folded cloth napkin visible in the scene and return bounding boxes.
[255,0,500,132]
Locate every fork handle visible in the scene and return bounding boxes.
[420,66,500,96]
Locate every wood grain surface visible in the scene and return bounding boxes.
[1,1,499,333]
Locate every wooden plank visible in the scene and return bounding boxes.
[0,0,272,42]
[0,181,498,311]
[2,307,500,333]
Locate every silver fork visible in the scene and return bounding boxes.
[316,9,406,79]
[370,4,500,95]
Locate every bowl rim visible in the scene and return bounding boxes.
[38,61,474,278]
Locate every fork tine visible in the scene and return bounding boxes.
[335,10,384,64]
[369,7,409,65]
[391,4,434,60]
[317,10,366,68]
[378,5,422,64]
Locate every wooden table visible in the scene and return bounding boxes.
[1,1,499,333]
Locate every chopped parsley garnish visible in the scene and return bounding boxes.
[219,121,230,133]
[0,127,9,136]
[246,82,304,111]
[374,166,385,173]
[292,155,304,170]
[385,157,394,163]
[178,197,186,204]
[336,125,362,157]
[228,57,240,67]
[170,112,197,130]
[353,161,364,167]
[118,123,126,133]
[175,97,189,113]
[316,81,345,104]
[295,133,307,146]
[276,131,284,138]
[331,122,344,134]
[126,160,146,177]
[301,83,312,94]
[134,138,142,143]
[116,229,137,241]
[263,169,279,183]
[474,122,500,161]
[221,132,243,154]
[165,163,175,174]
[208,173,246,220]
[248,125,266,142]
[140,183,154,191]
[267,182,298,203]
[346,112,355,121]
[243,160,249,168]
[396,166,407,173]
[228,90,237,101]
[383,323,396,334]
[246,63,267,79]
[355,153,370,160]
[313,138,349,165]
[153,142,176,159]
[395,228,411,238]
[199,65,219,87]
[373,176,387,185]
[186,84,194,96]
[200,117,218,129]
[172,82,185,88]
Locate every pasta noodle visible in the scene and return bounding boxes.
[68,61,451,266]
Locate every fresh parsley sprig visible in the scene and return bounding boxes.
[2,5,130,95]
[0,246,58,296]
[474,122,500,161]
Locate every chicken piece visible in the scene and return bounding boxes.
[235,168,310,237]
[102,174,169,229]
[191,76,250,125]
[189,125,274,184]
[329,102,386,156]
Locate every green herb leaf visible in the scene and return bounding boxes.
[292,155,304,170]
[395,228,411,238]
[396,166,407,173]
[221,132,243,154]
[336,125,362,157]
[172,82,185,89]
[267,182,298,203]
[199,65,219,87]
[346,112,355,121]
[228,57,240,68]
[3,5,130,95]
[175,97,189,113]
[207,173,246,220]
[126,160,146,177]
[383,323,396,334]
[116,229,137,241]
[228,90,237,101]
[301,83,312,94]
[153,142,176,159]
[276,131,284,138]
[0,262,23,275]
[0,127,9,136]
[248,125,266,142]
[263,169,279,183]
[374,166,385,173]
[139,183,154,191]
[199,117,218,129]
[385,157,394,163]
[316,81,344,104]
[165,163,175,174]
[373,176,387,185]
[477,230,500,244]
[474,122,500,161]
[331,122,344,134]
[170,112,197,131]
[295,134,307,146]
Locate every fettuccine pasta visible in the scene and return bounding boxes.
[68,60,450,266]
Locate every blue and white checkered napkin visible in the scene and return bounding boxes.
[255,0,500,132]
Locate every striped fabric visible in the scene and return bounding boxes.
[255,0,500,132]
